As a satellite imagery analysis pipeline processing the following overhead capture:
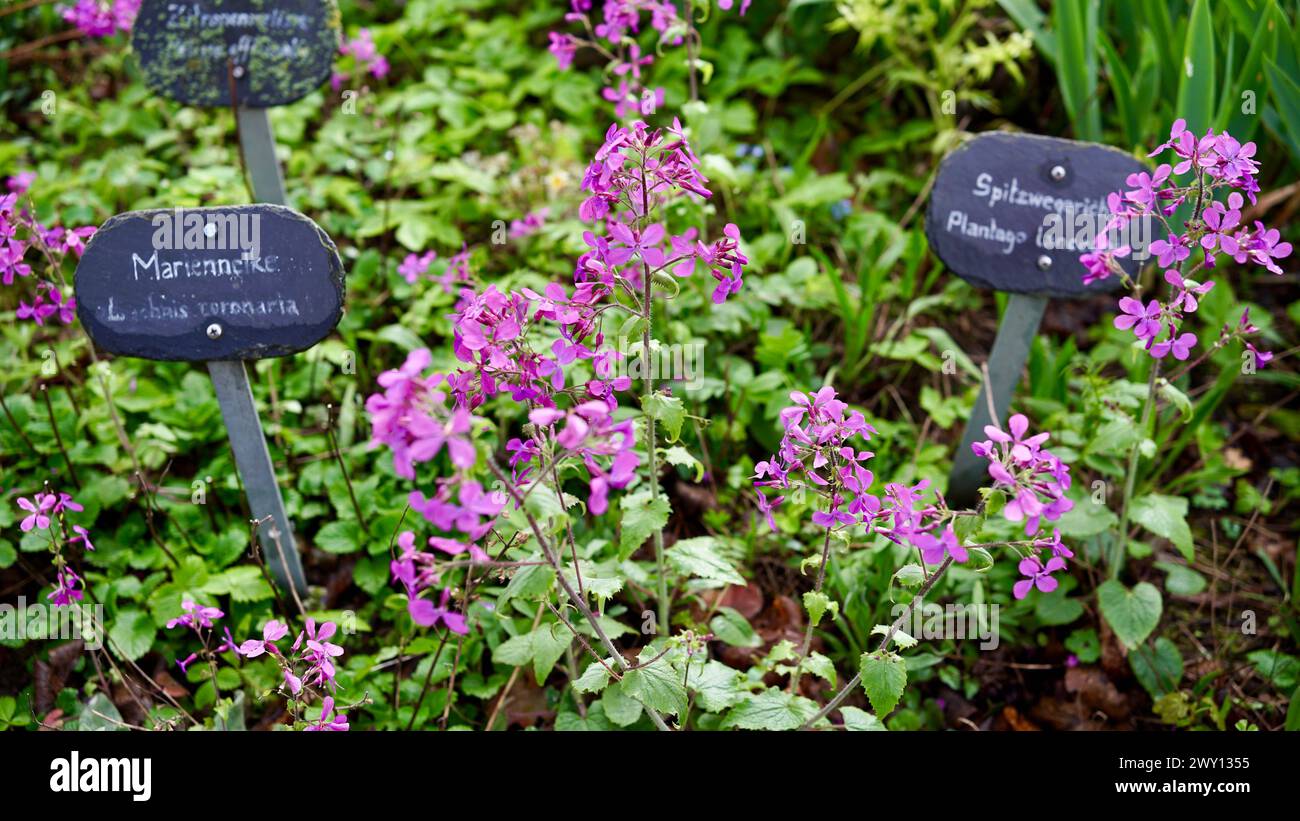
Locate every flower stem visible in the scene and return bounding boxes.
[1113,358,1161,578]
[799,555,956,730]
[789,524,834,694]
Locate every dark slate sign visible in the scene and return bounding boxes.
[925,132,1149,297]
[132,0,341,108]
[75,205,344,361]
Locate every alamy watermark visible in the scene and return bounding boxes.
[150,207,261,261]
[890,598,1000,650]
[0,598,104,650]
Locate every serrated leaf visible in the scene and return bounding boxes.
[618,492,670,559]
[666,536,744,585]
[723,688,820,730]
[622,656,687,716]
[871,624,917,650]
[859,651,907,717]
[802,590,839,626]
[573,659,615,694]
[687,660,748,712]
[802,652,837,688]
[108,609,155,663]
[641,392,686,443]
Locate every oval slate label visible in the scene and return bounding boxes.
[75,204,344,361]
[132,0,341,108]
[925,132,1149,297]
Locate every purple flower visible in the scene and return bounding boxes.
[1113,297,1162,341]
[304,696,350,731]
[1013,555,1066,600]
[409,587,468,635]
[1148,233,1190,267]
[166,599,224,630]
[69,525,95,552]
[46,566,84,606]
[915,525,968,565]
[17,493,56,531]
[238,620,289,658]
[1148,328,1196,361]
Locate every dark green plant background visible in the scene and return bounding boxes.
[0,0,1296,731]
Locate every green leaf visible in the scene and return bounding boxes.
[500,562,555,603]
[1097,580,1163,650]
[688,660,748,712]
[491,624,573,682]
[858,650,907,718]
[315,520,363,554]
[108,609,155,663]
[1154,561,1207,596]
[1130,637,1184,699]
[1247,650,1299,692]
[573,659,615,694]
[1264,57,1300,153]
[893,564,925,588]
[77,693,125,732]
[722,688,820,730]
[802,590,839,627]
[618,492,670,560]
[1035,588,1084,626]
[665,537,744,585]
[1066,628,1101,664]
[641,392,686,443]
[839,705,887,731]
[622,653,687,716]
[203,566,273,603]
[600,681,644,727]
[1130,494,1194,560]
[709,607,761,648]
[1175,0,1217,134]
[802,652,837,688]
[1158,380,1193,421]
[661,445,705,482]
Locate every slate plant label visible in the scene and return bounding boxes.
[132,0,342,108]
[925,132,1150,298]
[75,204,345,361]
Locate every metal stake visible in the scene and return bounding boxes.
[947,293,1049,509]
[206,106,304,596]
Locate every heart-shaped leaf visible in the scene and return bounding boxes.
[1098,580,1162,650]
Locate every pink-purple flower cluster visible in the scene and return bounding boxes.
[969,413,1075,599]
[3,174,95,328]
[579,120,747,304]
[332,28,389,90]
[60,0,139,38]
[752,386,878,531]
[1080,120,1288,365]
[551,1,681,117]
[15,490,94,605]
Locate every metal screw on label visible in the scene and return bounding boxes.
[1050,164,1067,181]
[207,322,223,339]
[1037,255,1052,271]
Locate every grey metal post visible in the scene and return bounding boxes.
[946,293,1049,509]
[206,106,304,596]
